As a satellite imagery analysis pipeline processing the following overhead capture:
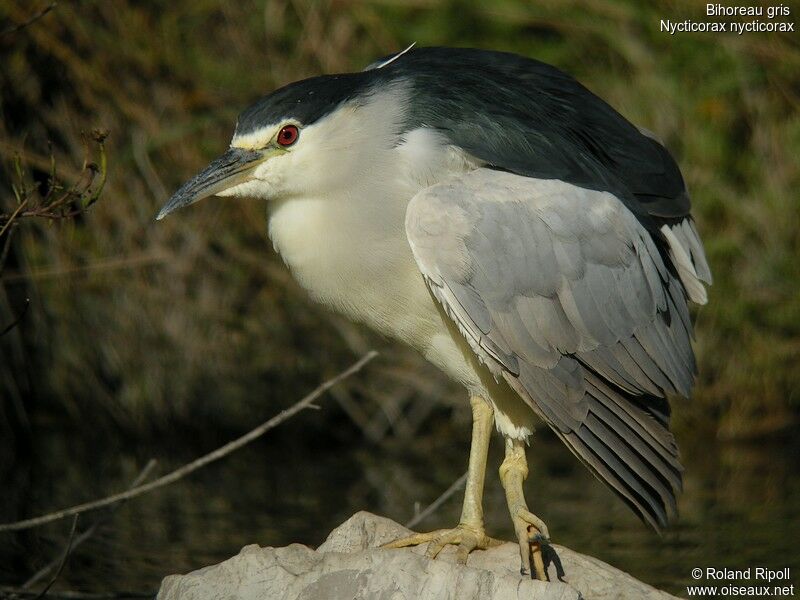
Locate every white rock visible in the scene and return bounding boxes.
[157,511,678,600]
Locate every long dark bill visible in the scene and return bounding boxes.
[156,147,263,220]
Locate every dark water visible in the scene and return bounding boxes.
[2,403,799,597]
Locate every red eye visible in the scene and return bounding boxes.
[277,124,299,146]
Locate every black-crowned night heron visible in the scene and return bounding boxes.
[158,46,711,580]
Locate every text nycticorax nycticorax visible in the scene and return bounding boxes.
[158,46,711,581]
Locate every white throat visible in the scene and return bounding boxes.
[266,122,481,342]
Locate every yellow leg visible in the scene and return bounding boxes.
[499,437,550,581]
[384,396,502,563]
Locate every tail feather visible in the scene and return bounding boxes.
[560,429,666,530]
[554,378,683,531]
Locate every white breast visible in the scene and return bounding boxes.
[266,127,537,440]
[267,193,442,349]
[266,126,480,351]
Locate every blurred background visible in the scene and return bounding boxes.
[1,0,798,596]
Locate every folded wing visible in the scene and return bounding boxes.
[405,168,711,529]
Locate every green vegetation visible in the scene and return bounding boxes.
[2,0,797,439]
[1,1,799,593]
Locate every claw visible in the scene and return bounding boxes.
[525,513,550,540]
[499,438,563,582]
[508,508,551,581]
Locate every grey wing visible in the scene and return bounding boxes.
[405,169,711,530]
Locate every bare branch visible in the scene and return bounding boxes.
[32,515,78,600]
[0,298,30,338]
[0,2,57,38]
[21,461,158,590]
[0,199,29,240]
[1,254,167,284]
[405,471,468,529]
[0,130,108,248]
[0,351,378,533]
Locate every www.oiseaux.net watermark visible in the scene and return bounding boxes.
[686,567,795,597]
[661,4,795,34]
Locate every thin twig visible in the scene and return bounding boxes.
[32,515,78,600]
[21,461,158,590]
[1,254,168,284]
[0,298,30,337]
[0,351,378,533]
[1,130,107,238]
[0,2,56,38]
[0,199,29,240]
[405,471,468,529]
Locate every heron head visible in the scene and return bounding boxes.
[156,72,410,220]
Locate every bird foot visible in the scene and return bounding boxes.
[510,508,563,581]
[383,524,503,564]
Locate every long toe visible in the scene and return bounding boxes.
[384,525,501,564]
[510,510,550,581]
[382,529,449,549]
[520,509,550,540]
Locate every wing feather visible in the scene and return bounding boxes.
[406,168,711,529]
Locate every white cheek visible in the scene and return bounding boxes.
[263,147,322,198]
[216,179,269,199]
[253,158,281,182]
[214,158,287,200]
[241,156,288,197]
